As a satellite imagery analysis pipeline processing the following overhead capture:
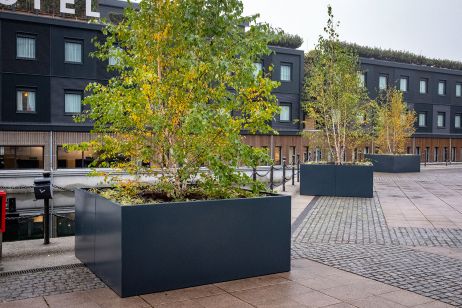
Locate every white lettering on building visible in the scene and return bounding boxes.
[0,0,100,18]
[0,0,18,5]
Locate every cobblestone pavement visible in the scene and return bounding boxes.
[292,195,462,248]
[292,242,462,307]
[292,180,462,307]
[0,264,105,303]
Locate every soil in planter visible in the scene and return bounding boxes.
[92,182,263,205]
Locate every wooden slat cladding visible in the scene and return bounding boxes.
[1,131,462,170]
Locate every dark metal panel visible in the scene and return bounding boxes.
[365,154,420,173]
[74,189,96,270]
[300,164,335,196]
[93,193,123,296]
[335,165,373,198]
[300,164,373,198]
[120,196,291,297]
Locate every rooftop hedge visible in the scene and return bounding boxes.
[269,30,304,49]
[341,42,462,71]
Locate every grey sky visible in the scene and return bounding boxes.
[241,0,462,61]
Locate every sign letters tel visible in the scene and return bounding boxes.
[0,0,100,18]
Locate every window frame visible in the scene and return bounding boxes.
[280,63,292,82]
[16,87,37,114]
[359,71,367,87]
[455,113,462,129]
[399,76,409,92]
[279,103,292,122]
[0,145,44,170]
[437,112,446,128]
[438,80,446,96]
[64,90,83,115]
[456,83,462,97]
[16,33,37,61]
[64,38,84,64]
[418,112,427,127]
[378,74,388,91]
[419,78,428,94]
[253,62,263,78]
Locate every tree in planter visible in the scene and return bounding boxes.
[73,0,281,204]
[304,6,373,165]
[375,88,416,154]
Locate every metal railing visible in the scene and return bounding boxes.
[251,156,300,192]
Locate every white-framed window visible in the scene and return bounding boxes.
[109,46,122,66]
[400,77,409,92]
[65,40,83,63]
[253,62,263,78]
[280,104,291,122]
[437,112,445,128]
[379,75,388,91]
[456,83,462,97]
[16,34,36,59]
[418,112,426,127]
[359,72,366,87]
[16,89,36,113]
[419,79,428,94]
[438,81,446,96]
[455,114,461,128]
[280,64,292,82]
[64,92,82,114]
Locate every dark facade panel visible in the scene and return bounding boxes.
[2,19,51,75]
[1,73,50,123]
[268,47,304,95]
[50,26,105,80]
[362,59,462,107]
[451,105,462,134]
[49,77,94,125]
[272,93,300,133]
[413,103,433,134]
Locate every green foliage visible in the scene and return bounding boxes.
[75,0,280,202]
[374,88,416,154]
[342,42,462,71]
[270,30,304,49]
[303,5,374,165]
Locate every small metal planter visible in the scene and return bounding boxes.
[365,154,421,173]
[300,163,373,198]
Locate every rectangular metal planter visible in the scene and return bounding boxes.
[300,164,373,198]
[365,154,421,173]
[75,189,291,297]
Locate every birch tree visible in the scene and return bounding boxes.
[73,0,280,202]
[375,88,416,154]
[304,5,371,165]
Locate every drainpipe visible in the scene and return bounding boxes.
[413,137,416,154]
[270,135,274,162]
[450,137,452,163]
[49,131,54,239]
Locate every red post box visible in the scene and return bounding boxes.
[0,191,6,233]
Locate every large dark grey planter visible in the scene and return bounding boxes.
[365,154,420,173]
[300,164,373,198]
[75,189,291,297]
